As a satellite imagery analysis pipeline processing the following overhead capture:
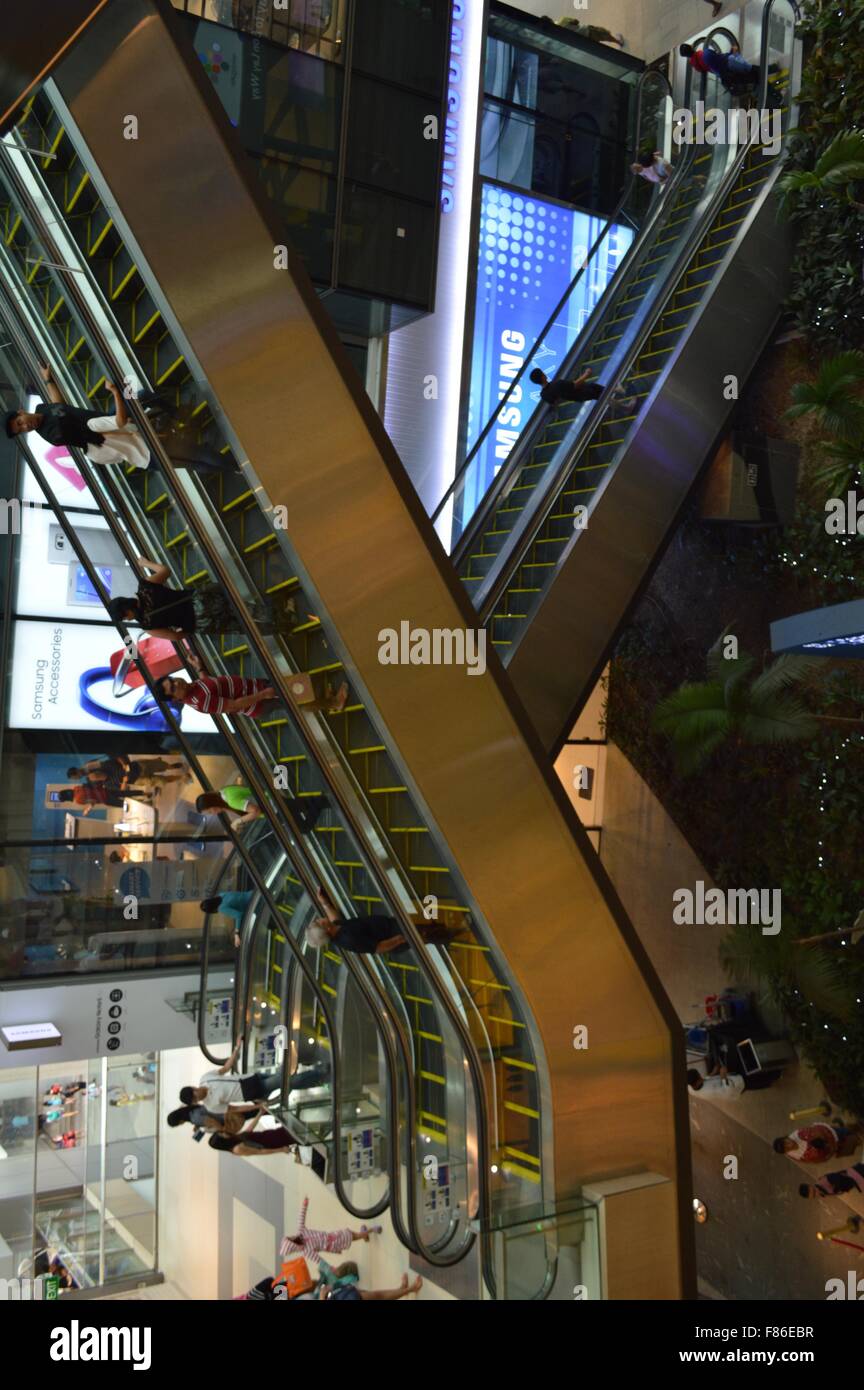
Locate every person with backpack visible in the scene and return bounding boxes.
[4,365,231,475]
[798,1161,864,1199]
[107,555,295,642]
[304,884,465,957]
[529,366,636,413]
[679,41,766,94]
[319,1260,423,1301]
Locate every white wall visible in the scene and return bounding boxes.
[0,971,232,1071]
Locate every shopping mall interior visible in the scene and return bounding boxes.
[0,0,861,1316]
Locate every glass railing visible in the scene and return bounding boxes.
[0,321,402,1234]
[0,179,483,1271]
[0,96,551,1284]
[476,1196,601,1302]
[168,0,350,63]
[430,65,682,551]
[467,0,799,635]
[5,1051,161,1296]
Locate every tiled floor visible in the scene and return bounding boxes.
[154,1046,452,1301]
[601,742,864,1298]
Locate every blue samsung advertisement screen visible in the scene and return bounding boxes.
[465,182,634,510]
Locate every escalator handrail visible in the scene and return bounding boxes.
[0,193,481,1274]
[0,343,393,1231]
[429,66,675,532]
[473,0,799,630]
[449,137,700,573]
[196,822,272,1067]
[0,133,499,1277]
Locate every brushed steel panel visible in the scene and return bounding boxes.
[53,0,692,1293]
[508,181,791,757]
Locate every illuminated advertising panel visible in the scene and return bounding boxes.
[465,181,634,506]
[9,620,213,734]
[771,599,864,659]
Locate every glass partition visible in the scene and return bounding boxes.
[477,1197,601,1302]
[2,1053,160,1295]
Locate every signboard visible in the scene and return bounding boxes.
[771,599,864,658]
[345,1126,377,1178]
[113,859,222,906]
[206,994,234,1042]
[94,987,126,1055]
[462,181,634,516]
[422,1160,452,1228]
[1,1023,62,1051]
[9,619,213,733]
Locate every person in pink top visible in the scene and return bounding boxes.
[279,1197,382,1265]
[798,1162,864,1199]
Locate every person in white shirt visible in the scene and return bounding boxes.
[178,1036,279,1117]
[687,1067,744,1099]
[631,151,672,187]
[687,1061,780,1097]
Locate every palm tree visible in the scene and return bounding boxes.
[784,351,864,443]
[719,922,856,1022]
[778,128,864,207]
[811,436,864,496]
[652,643,862,776]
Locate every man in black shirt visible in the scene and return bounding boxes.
[5,364,232,475]
[66,755,141,791]
[6,399,106,448]
[305,886,465,956]
[530,366,636,412]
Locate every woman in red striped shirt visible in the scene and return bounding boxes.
[157,671,278,719]
[158,652,348,719]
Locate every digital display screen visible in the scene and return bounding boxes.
[73,564,113,603]
[463,181,634,514]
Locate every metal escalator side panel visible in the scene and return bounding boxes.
[507,164,792,758]
[52,0,694,1294]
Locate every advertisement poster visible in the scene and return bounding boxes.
[14,504,136,620]
[111,859,223,906]
[9,620,213,734]
[464,181,635,514]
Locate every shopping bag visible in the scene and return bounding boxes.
[110,636,186,689]
[280,1255,315,1299]
[286,672,316,706]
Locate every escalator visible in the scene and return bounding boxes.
[0,306,485,1274]
[0,90,548,1244]
[0,127,539,1286]
[0,0,694,1297]
[438,0,800,753]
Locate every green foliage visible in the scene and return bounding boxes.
[810,436,863,496]
[784,350,864,439]
[782,3,864,349]
[652,644,823,775]
[719,924,856,1023]
[779,129,864,202]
